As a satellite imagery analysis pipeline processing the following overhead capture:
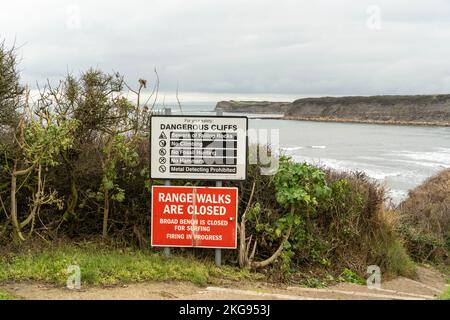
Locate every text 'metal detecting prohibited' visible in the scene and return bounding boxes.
[151,186,238,248]
[150,115,248,180]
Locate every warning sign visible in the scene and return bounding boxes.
[159,132,167,139]
[150,115,247,180]
[151,186,238,249]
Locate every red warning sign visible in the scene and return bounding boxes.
[151,186,238,249]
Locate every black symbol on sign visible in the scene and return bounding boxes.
[159,157,166,164]
[159,140,166,147]
[159,132,167,139]
[159,165,166,173]
[159,148,166,156]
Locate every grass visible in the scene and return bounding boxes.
[0,290,17,300]
[382,238,417,278]
[0,243,254,287]
[439,285,450,300]
[438,276,450,300]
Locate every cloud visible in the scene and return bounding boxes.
[2,0,450,100]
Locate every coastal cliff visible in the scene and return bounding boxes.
[215,95,450,126]
[215,100,291,114]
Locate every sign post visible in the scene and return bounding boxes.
[150,113,247,266]
[215,109,223,267]
[163,107,172,258]
[214,180,223,266]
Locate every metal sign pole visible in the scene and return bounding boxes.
[215,109,223,267]
[215,180,222,266]
[164,107,172,258]
[163,178,171,258]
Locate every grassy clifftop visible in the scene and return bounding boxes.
[215,100,291,113]
[292,94,450,106]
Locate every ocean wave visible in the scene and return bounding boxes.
[392,150,450,167]
[437,147,450,153]
[290,156,406,180]
[357,156,388,161]
[281,146,305,152]
[389,158,447,168]
[281,145,326,152]
[386,189,409,205]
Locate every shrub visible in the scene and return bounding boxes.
[320,169,415,278]
[236,157,415,279]
[0,40,22,127]
[397,169,450,264]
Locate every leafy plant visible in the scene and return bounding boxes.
[239,156,332,273]
[271,157,332,273]
[338,268,365,285]
[3,105,78,241]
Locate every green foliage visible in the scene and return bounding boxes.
[99,135,139,204]
[270,157,332,274]
[274,156,331,210]
[71,69,125,134]
[0,290,16,300]
[439,286,450,300]
[111,135,140,168]
[397,169,450,265]
[338,268,365,285]
[240,157,334,276]
[373,235,416,278]
[301,276,327,288]
[23,113,79,167]
[399,226,448,263]
[239,160,416,281]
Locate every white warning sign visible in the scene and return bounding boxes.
[150,115,248,180]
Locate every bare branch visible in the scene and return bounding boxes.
[150,68,160,111]
[251,226,292,269]
[176,81,183,114]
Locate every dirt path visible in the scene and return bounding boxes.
[1,266,447,300]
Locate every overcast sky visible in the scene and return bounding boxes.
[1,0,450,102]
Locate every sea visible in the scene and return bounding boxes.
[158,103,450,205]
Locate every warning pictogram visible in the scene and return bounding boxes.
[159,132,167,139]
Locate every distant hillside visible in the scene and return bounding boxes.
[215,100,291,114]
[215,95,450,126]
